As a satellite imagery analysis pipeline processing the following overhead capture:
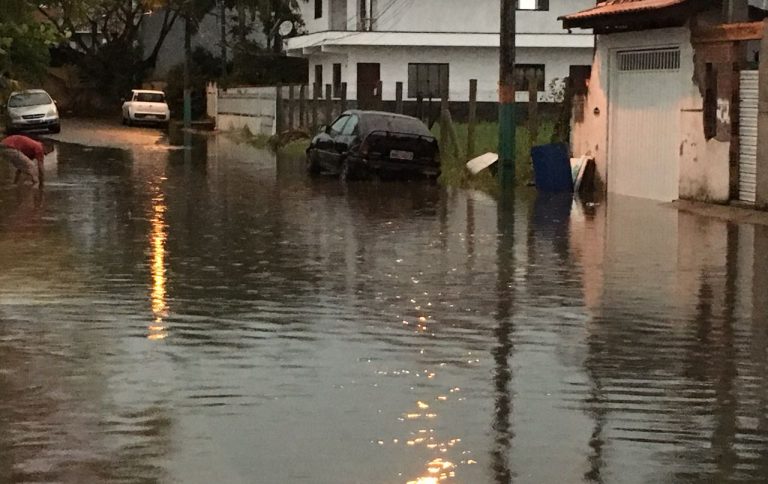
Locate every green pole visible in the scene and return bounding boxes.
[499,0,516,191]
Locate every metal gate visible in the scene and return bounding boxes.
[739,70,758,204]
[608,48,682,201]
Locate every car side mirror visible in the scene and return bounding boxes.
[318,124,328,134]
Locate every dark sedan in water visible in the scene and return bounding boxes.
[306,110,440,180]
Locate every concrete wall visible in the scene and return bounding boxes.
[571,26,731,202]
[298,0,594,34]
[214,86,277,135]
[306,45,594,103]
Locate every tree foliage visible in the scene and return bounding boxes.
[0,1,59,90]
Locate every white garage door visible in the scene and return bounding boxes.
[609,48,682,201]
[739,70,758,204]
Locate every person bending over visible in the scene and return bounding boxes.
[0,134,54,187]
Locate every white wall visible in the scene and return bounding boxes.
[300,0,331,33]
[215,86,277,135]
[298,0,594,34]
[571,26,731,201]
[307,45,593,102]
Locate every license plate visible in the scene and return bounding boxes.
[390,150,414,161]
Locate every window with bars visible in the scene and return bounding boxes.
[618,48,680,72]
[407,63,449,99]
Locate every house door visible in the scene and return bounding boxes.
[739,70,758,204]
[357,63,381,110]
[608,48,682,201]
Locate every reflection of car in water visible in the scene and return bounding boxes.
[122,90,170,127]
[306,110,440,180]
[4,89,60,134]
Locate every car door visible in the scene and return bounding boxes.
[335,115,360,158]
[315,115,349,170]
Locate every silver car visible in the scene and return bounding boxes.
[4,89,60,134]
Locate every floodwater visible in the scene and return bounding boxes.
[1,125,768,483]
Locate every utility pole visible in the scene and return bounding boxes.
[499,0,516,191]
[184,12,192,131]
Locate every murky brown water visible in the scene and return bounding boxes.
[1,125,768,483]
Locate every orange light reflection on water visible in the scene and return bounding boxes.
[149,192,169,340]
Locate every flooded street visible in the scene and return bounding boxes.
[2,122,768,483]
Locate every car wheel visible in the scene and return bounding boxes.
[49,124,61,134]
[307,151,321,176]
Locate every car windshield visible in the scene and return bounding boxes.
[135,93,165,103]
[8,92,52,108]
[363,114,431,137]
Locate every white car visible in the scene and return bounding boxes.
[5,89,60,134]
[122,90,170,127]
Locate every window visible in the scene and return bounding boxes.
[704,63,717,140]
[333,63,342,98]
[135,92,166,103]
[315,0,322,19]
[314,64,323,98]
[341,115,359,136]
[329,115,349,135]
[517,0,548,10]
[359,0,372,31]
[407,63,449,99]
[514,64,545,91]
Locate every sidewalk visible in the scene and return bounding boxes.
[668,199,768,226]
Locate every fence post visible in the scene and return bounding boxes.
[395,82,404,114]
[527,69,540,147]
[341,82,348,113]
[376,80,384,111]
[287,84,295,131]
[325,84,333,124]
[299,84,306,131]
[417,94,424,123]
[312,83,319,132]
[468,79,477,159]
[275,83,283,135]
[440,95,449,155]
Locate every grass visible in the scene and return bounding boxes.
[223,120,560,196]
[432,120,557,195]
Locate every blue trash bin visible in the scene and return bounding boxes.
[531,143,573,192]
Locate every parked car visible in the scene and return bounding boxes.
[4,89,60,134]
[307,110,440,180]
[122,90,170,127]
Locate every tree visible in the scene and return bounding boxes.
[224,0,304,53]
[36,0,216,102]
[0,1,59,90]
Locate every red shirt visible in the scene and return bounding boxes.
[1,135,44,163]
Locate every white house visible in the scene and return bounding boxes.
[563,0,768,204]
[284,0,594,112]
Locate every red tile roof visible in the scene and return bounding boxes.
[561,0,688,22]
